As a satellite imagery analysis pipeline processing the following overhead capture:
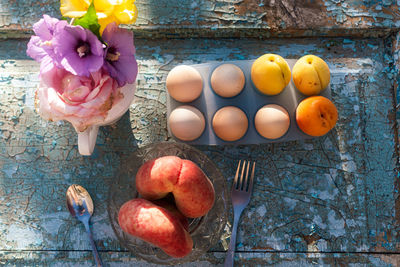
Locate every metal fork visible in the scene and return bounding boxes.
[224,160,256,267]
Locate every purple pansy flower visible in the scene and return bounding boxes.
[53,25,104,77]
[26,15,67,72]
[102,22,138,87]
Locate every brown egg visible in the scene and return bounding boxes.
[254,104,290,139]
[166,65,203,102]
[210,64,245,98]
[212,106,248,141]
[168,105,205,141]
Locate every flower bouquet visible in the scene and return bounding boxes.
[27,0,138,155]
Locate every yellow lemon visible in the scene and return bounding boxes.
[251,54,291,95]
[292,55,330,96]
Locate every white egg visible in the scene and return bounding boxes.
[211,64,245,98]
[168,105,205,141]
[212,106,248,141]
[255,104,290,139]
[166,65,203,103]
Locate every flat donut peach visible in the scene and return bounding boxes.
[135,156,215,218]
[118,198,193,258]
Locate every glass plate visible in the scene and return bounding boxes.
[108,141,228,265]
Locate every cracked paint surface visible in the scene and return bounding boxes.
[0,0,399,38]
[0,35,399,265]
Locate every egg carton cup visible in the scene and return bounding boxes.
[167,59,331,145]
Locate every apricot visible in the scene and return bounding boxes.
[118,198,193,258]
[292,55,330,96]
[136,156,215,218]
[296,96,338,137]
[251,54,291,95]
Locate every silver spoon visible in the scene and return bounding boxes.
[66,184,103,267]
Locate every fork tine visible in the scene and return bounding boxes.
[239,160,247,190]
[243,160,250,191]
[233,160,241,190]
[247,162,256,192]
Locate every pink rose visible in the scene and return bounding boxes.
[36,66,122,132]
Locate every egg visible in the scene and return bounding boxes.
[166,65,203,102]
[254,104,290,139]
[210,64,245,98]
[212,106,248,141]
[168,105,205,141]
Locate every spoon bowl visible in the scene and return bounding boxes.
[66,184,94,217]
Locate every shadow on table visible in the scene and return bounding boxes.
[93,110,139,160]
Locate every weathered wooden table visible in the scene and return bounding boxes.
[1,0,400,266]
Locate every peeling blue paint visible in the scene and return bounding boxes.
[0,1,399,264]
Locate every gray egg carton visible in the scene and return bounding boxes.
[166,59,331,145]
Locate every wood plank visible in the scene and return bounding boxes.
[393,32,400,153]
[0,0,399,38]
[0,37,398,255]
[1,251,400,266]
[391,32,400,239]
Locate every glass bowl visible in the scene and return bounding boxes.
[108,141,229,265]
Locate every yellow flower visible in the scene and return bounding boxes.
[60,0,137,33]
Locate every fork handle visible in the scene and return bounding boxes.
[224,210,242,267]
[82,219,103,267]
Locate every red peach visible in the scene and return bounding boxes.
[152,199,189,231]
[136,156,215,218]
[118,198,193,258]
[135,156,181,200]
[173,159,215,218]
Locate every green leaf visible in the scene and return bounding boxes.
[73,2,102,40]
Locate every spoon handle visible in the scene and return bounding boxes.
[83,219,103,267]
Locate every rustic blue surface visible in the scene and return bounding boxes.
[0,36,399,265]
[0,0,400,266]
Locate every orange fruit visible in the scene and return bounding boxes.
[251,54,291,95]
[292,55,330,96]
[296,96,338,136]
